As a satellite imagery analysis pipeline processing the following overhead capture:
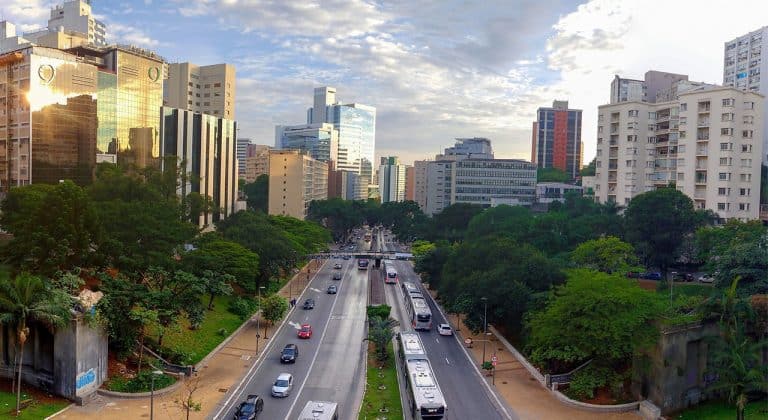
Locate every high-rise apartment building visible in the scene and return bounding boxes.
[611,75,645,103]
[531,101,583,179]
[160,107,238,226]
[268,150,328,220]
[236,137,251,176]
[610,71,689,104]
[723,27,768,164]
[243,144,271,183]
[595,85,763,221]
[306,87,376,186]
[413,160,429,211]
[164,62,235,120]
[0,46,99,188]
[275,123,338,163]
[19,0,107,48]
[404,166,415,201]
[378,156,407,203]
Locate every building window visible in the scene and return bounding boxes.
[214,82,222,87]
[742,130,753,138]
[680,103,687,111]
[718,187,727,196]
[188,82,193,87]
[628,110,639,117]
[680,131,686,139]
[722,98,735,107]
[743,115,754,124]
[741,158,752,167]
[742,144,753,152]
[721,113,734,121]
[720,157,730,166]
[717,203,726,210]
[739,203,750,211]
[740,188,750,196]
[721,128,733,136]
[718,172,730,181]
[720,142,732,151]
[744,101,755,109]
[740,173,752,182]
[205,84,210,88]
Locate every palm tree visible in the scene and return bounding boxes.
[0,274,72,416]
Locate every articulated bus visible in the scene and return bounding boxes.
[401,282,432,330]
[397,332,446,419]
[382,260,398,284]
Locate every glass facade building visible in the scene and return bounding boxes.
[331,103,376,184]
[160,106,238,226]
[0,46,99,189]
[275,123,337,163]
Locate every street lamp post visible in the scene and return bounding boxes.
[256,285,266,352]
[149,369,163,420]
[481,297,488,364]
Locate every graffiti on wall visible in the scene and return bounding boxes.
[76,368,96,391]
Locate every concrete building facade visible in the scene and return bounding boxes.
[436,137,493,160]
[378,156,407,203]
[275,123,338,163]
[404,166,415,201]
[236,137,251,176]
[42,0,106,46]
[532,100,583,179]
[413,160,429,211]
[164,62,236,120]
[595,85,763,221]
[268,150,328,219]
[160,106,238,226]
[243,144,271,183]
[610,71,689,104]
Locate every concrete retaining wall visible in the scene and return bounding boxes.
[97,374,184,399]
[488,325,545,386]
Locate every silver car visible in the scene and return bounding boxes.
[271,373,293,397]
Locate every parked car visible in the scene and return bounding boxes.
[271,373,293,398]
[437,324,453,336]
[671,271,695,282]
[327,285,338,294]
[234,394,264,420]
[302,298,315,310]
[626,271,642,279]
[280,344,298,363]
[698,274,715,283]
[332,272,342,280]
[298,324,313,339]
[641,272,662,280]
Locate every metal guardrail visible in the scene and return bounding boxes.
[545,359,593,387]
[136,341,193,376]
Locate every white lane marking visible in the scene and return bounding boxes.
[284,257,350,419]
[445,357,450,365]
[212,260,328,419]
[310,287,322,293]
[288,321,302,330]
[435,337,440,343]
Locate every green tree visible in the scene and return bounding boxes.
[571,236,639,274]
[307,198,362,241]
[625,188,702,279]
[410,240,436,257]
[142,268,206,346]
[427,203,484,242]
[712,235,768,296]
[368,316,397,362]
[580,158,596,177]
[200,270,234,310]
[0,181,101,275]
[537,167,570,182]
[527,269,663,374]
[260,294,288,339]
[695,220,765,264]
[184,235,260,292]
[243,174,269,213]
[0,274,72,415]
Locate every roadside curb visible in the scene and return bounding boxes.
[44,403,74,420]
[97,374,184,399]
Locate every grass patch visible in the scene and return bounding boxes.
[0,390,68,419]
[105,370,176,393]
[676,399,768,419]
[148,295,247,365]
[359,341,403,420]
[662,283,716,298]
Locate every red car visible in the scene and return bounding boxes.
[297,324,312,339]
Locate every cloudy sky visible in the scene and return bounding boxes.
[4,0,767,165]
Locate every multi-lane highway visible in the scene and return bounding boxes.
[379,230,516,420]
[214,237,370,420]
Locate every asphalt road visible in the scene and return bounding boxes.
[380,231,516,420]
[215,238,369,420]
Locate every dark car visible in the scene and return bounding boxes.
[641,272,662,280]
[671,271,695,282]
[626,271,641,278]
[342,255,351,260]
[234,394,264,420]
[302,298,315,310]
[332,272,342,280]
[280,344,298,363]
[327,285,338,294]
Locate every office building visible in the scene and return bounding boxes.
[328,162,363,201]
[0,46,99,188]
[405,166,415,201]
[164,62,236,119]
[436,137,494,160]
[412,160,429,211]
[275,123,338,163]
[595,84,763,221]
[160,107,238,226]
[306,86,376,186]
[66,44,166,168]
[723,27,768,164]
[378,156,407,203]
[536,182,584,204]
[610,71,689,104]
[0,21,89,54]
[268,150,328,220]
[236,137,251,176]
[425,158,536,215]
[243,144,271,183]
[531,100,583,179]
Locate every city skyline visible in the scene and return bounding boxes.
[5,0,768,166]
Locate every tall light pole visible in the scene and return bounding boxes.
[481,297,488,364]
[149,369,163,420]
[256,285,265,352]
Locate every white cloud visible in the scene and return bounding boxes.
[108,22,161,47]
[544,0,768,164]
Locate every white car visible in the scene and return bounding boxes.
[271,373,293,397]
[437,323,453,336]
[698,274,715,284]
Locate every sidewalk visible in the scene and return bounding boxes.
[448,311,637,420]
[53,260,324,420]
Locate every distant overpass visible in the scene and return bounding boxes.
[309,251,413,261]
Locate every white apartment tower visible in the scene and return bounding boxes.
[164,62,236,120]
[723,27,768,164]
[378,156,407,203]
[45,1,106,46]
[595,86,763,221]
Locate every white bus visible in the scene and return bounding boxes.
[397,333,446,419]
[297,401,338,420]
[401,282,432,330]
[383,260,398,284]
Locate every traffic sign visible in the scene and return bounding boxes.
[492,360,497,367]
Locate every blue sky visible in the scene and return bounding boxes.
[5,0,766,165]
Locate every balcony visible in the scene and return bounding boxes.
[698,118,710,127]
[695,174,708,184]
[698,103,711,113]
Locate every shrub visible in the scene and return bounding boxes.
[228,297,258,320]
[566,365,623,400]
[367,304,391,321]
[107,370,176,393]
